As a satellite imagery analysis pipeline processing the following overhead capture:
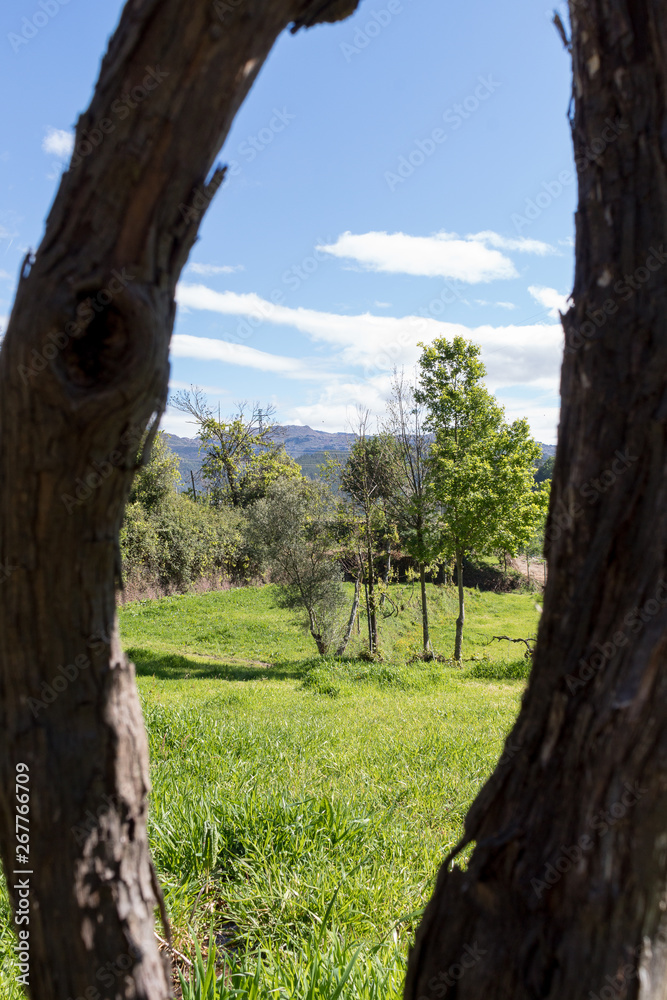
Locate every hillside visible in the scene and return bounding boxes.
[164,426,556,486]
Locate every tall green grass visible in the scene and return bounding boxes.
[1,584,534,997]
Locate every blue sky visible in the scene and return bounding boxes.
[0,0,575,443]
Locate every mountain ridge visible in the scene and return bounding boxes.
[164,426,556,483]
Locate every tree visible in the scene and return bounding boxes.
[339,413,398,656]
[121,435,242,593]
[535,452,555,484]
[128,430,182,513]
[405,5,667,999]
[417,336,547,661]
[385,371,440,659]
[246,478,360,656]
[0,2,361,997]
[172,390,302,508]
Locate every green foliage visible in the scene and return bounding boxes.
[534,453,555,484]
[129,431,182,512]
[172,393,303,509]
[340,433,399,511]
[415,336,549,657]
[246,479,354,656]
[120,433,243,591]
[462,657,532,680]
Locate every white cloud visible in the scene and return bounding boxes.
[475,299,517,310]
[169,379,230,396]
[528,285,570,319]
[176,282,563,390]
[497,394,560,445]
[171,333,320,380]
[468,231,557,256]
[159,410,203,438]
[316,230,519,283]
[187,263,244,276]
[0,270,12,281]
[42,127,74,160]
[286,373,560,443]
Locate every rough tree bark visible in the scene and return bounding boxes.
[419,562,433,660]
[0,1,359,997]
[454,545,464,662]
[405,2,667,998]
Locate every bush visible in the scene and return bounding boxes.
[120,434,244,593]
[462,657,531,681]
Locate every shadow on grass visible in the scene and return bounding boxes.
[127,647,308,683]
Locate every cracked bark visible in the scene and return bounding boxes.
[0,1,359,997]
[405,2,667,999]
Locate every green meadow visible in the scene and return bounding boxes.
[0,583,538,999]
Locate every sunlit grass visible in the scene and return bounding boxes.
[1,583,535,998]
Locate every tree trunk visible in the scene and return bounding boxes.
[454,546,464,662]
[336,578,361,656]
[364,581,373,653]
[0,1,360,997]
[419,563,433,659]
[366,513,379,654]
[526,554,530,582]
[405,3,667,999]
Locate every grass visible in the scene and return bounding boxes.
[0,583,538,998]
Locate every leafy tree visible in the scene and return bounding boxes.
[128,431,182,512]
[121,433,242,591]
[385,371,441,658]
[417,336,548,661]
[339,413,398,656]
[535,453,555,484]
[172,389,302,508]
[246,478,359,656]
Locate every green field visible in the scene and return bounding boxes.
[0,583,538,999]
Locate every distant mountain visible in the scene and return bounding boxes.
[164,428,556,486]
[269,425,357,457]
[539,443,556,459]
[163,434,202,488]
